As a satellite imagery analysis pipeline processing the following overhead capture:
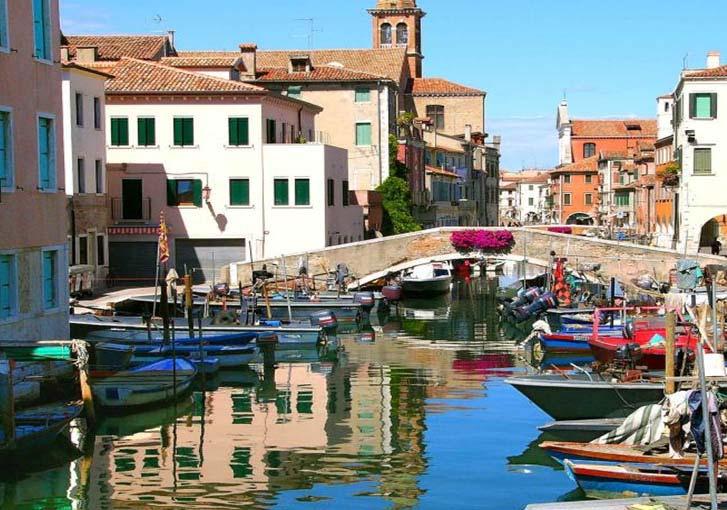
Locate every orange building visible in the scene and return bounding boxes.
[548,157,600,224]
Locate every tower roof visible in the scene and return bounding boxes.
[374,0,418,9]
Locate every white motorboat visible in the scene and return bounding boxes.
[401,262,453,296]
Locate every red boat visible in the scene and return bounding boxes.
[588,326,699,370]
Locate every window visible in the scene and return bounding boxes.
[0,110,11,189]
[380,23,392,45]
[287,86,302,99]
[223,117,250,147]
[355,87,370,103]
[295,178,310,206]
[93,97,101,129]
[32,0,51,61]
[665,102,670,112]
[342,180,349,206]
[76,158,85,194]
[281,122,287,143]
[110,117,129,146]
[528,184,534,191]
[694,148,712,175]
[78,236,88,265]
[95,159,103,193]
[528,197,534,206]
[0,254,16,320]
[563,174,571,184]
[615,193,630,206]
[229,178,250,206]
[396,23,408,45]
[273,179,289,206]
[173,117,194,146]
[426,105,445,130]
[0,0,8,50]
[327,178,335,206]
[585,193,593,205]
[690,93,717,119]
[563,193,572,206]
[266,119,277,144]
[355,122,372,146]
[37,116,55,190]
[583,143,596,158]
[167,179,202,207]
[75,93,83,127]
[137,117,156,146]
[42,249,58,309]
[585,174,592,184]
[290,58,309,73]
[96,235,106,266]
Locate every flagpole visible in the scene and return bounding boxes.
[152,241,161,319]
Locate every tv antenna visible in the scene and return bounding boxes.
[152,14,163,24]
[682,53,689,70]
[294,18,323,48]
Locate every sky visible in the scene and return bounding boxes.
[61,0,727,170]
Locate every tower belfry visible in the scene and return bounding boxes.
[368,0,425,78]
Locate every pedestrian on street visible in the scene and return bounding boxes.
[711,237,722,255]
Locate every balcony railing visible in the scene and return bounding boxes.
[111,197,152,223]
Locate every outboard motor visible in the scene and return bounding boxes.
[614,342,643,369]
[310,310,338,336]
[211,310,238,325]
[382,285,402,303]
[353,292,375,311]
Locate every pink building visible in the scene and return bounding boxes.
[0,0,68,340]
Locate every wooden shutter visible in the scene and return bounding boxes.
[42,251,56,309]
[228,118,237,146]
[711,93,718,118]
[695,148,711,174]
[174,118,183,146]
[0,113,6,186]
[239,118,249,145]
[230,179,249,205]
[184,119,194,146]
[38,118,50,188]
[274,179,288,205]
[689,93,696,118]
[295,178,310,206]
[193,179,202,207]
[137,118,147,146]
[119,118,128,146]
[0,255,11,318]
[32,0,45,58]
[342,180,349,206]
[166,179,178,206]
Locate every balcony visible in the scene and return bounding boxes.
[111,197,152,223]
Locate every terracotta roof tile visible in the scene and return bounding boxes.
[161,55,241,68]
[410,77,484,96]
[105,58,266,95]
[256,66,383,82]
[425,165,459,178]
[62,35,172,61]
[684,65,727,78]
[551,156,599,175]
[571,119,657,138]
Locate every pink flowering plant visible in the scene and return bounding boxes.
[450,229,515,254]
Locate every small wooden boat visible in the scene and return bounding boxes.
[188,356,220,375]
[589,329,699,370]
[563,459,700,498]
[91,358,196,409]
[132,343,259,368]
[0,402,83,455]
[86,329,258,347]
[92,342,134,370]
[401,262,452,296]
[505,373,665,420]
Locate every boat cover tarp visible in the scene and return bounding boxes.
[129,358,195,373]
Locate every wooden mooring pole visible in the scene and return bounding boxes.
[665,311,676,395]
[0,359,15,448]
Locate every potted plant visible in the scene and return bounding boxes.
[660,162,680,187]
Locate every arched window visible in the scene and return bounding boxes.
[583,143,596,158]
[396,23,408,45]
[380,23,392,45]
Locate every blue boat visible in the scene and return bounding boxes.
[132,343,259,368]
[564,459,699,498]
[0,402,83,456]
[86,329,258,347]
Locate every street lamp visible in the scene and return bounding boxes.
[202,185,212,204]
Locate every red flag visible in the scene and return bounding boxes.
[158,211,170,264]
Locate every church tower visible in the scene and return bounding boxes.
[368,0,425,78]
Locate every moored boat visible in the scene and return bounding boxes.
[86,329,258,347]
[401,262,452,296]
[132,343,259,368]
[0,401,83,456]
[589,329,699,370]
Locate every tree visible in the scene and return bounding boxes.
[377,176,421,235]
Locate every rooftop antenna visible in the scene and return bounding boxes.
[562,88,567,100]
[682,53,689,70]
[293,18,323,48]
[152,14,163,24]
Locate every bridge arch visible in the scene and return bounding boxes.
[565,212,594,225]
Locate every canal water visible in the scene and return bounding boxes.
[0,276,588,509]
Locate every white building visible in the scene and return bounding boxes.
[672,51,727,253]
[99,57,362,284]
[516,173,550,223]
[61,62,111,287]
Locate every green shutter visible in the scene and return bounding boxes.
[111,118,119,145]
[295,179,310,206]
[228,118,237,145]
[695,94,712,118]
[0,255,11,318]
[342,180,349,206]
[193,179,202,207]
[42,251,56,309]
[711,93,718,118]
[0,0,7,48]
[355,88,370,102]
[120,119,128,145]
[694,148,712,175]
[184,118,194,146]
[0,113,6,187]
[174,118,183,146]
[138,118,155,146]
[274,179,288,205]
[238,118,249,145]
[228,118,249,146]
[137,118,147,146]
[33,0,46,59]
[230,179,250,206]
[356,123,372,146]
[38,118,50,188]
[166,179,178,206]
[112,118,128,146]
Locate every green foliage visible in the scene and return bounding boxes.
[388,134,408,179]
[377,176,421,235]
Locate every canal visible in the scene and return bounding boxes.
[0,276,586,509]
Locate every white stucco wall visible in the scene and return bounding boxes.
[674,78,727,252]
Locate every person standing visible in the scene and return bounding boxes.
[711,237,722,255]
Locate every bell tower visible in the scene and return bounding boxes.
[368,0,425,78]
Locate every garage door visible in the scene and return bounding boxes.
[109,242,158,287]
[175,239,246,284]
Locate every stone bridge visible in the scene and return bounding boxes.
[227,227,725,288]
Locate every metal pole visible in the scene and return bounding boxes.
[695,340,719,510]
[185,274,194,338]
[152,242,161,319]
[665,311,676,395]
[711,279,720,352]
[281,256,292,322]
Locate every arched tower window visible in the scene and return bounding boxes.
[380,23,392,45]
[396,23,408,45]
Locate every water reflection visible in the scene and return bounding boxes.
[2,274,587,509]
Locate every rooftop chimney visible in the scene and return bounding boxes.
[239,43,257,80]
[707,51,721,69]
[76,46,98,63]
